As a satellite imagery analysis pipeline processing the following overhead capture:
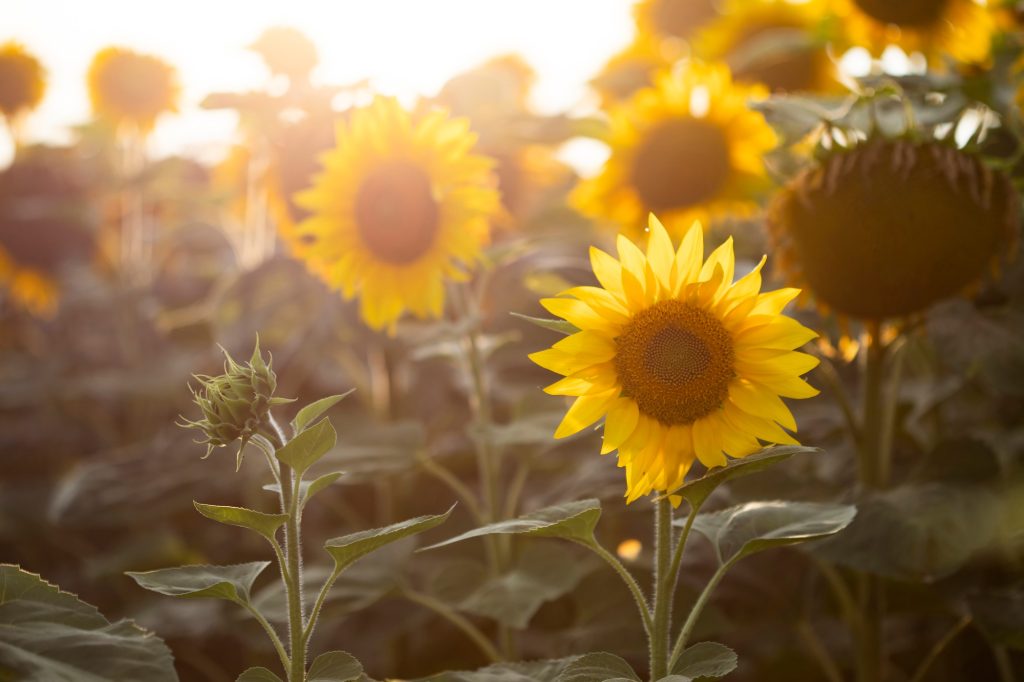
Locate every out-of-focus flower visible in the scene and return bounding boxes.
[249,26,319,85]
[0,147,96,316]
[182,341,292,468]
[831,0,996,64]
[87,47,179,133]
[573,61,776,240]
[0,42,45,121]
[635,0,720,45]
[530,215,819,502]
[290,96,501,333]
[591,36,670,106]
[766,138,1019,320]
[694,0,841,93]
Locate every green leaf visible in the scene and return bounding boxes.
[303,471,345,508]
[556,652,640,682]
[276,418,336,475]
[0,565,177,682]
[691,501,856,566]
[670,642,737,679]
[193,502,287,542]
[423,499,602,551]
[415,658,578,682]
[510,312,579,336]
[292,390,356,434]
[325,506,454,573]
[308,650,364,682]
[237,668,284,682]
[667,446,819,510]
[126,561,270,605]
[458,544,591,629]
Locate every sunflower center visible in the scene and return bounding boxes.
[630,118,732,212]
[852,0,949,27]
[614,299,735,426]
[354,161,440,264]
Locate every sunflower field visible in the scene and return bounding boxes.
[2,1,1024,681]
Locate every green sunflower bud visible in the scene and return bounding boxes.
[181,339,294,469]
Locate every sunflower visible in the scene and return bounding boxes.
[87,47,179,133]
[572,61,777,240]
[832,0,996,64]
[530,215,819,502]
[290,96,501,333]
[766,138,1019,320]
[635,0,721,44]
[0,42,45,121]
[590,36,670,106]
[694,0,841,93]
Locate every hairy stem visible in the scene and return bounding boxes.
[402,587,503,664]
[669,560,731,669]
[650,498,673,680]
[582,540,654,637]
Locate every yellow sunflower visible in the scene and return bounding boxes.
[530,215,819,502]
[694,0,841,93]
[87,47,179,133]
[572,61,777,240]
[832,0,996,64]
[0,42,45,121]
[0,248,58,316]
[290,96,501,333]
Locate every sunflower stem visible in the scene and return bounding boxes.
[582,540,654,637]
[670,558,732,669]
[650,497,674,681]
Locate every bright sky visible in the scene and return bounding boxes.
[2,0,634,165]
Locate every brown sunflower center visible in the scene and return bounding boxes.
[614,299,735,426]
[354,161,440,264]
[852,0,949,27]
[630,118,732,212]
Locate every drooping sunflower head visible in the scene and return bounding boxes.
[0,42,46,120]
[530,215,819,502]
[291,96,501,333]
[694,0,840,93]
[573,61,777,241]
[767,138,1020,320]
[87,47,179,133]
[249,26,319,83]
[833,0,996,63]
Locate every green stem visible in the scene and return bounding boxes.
[415,450,484,524]
[302,568,340,645]
[243,601,291,673]
[582,540,654,637]
[650,498,673,681]
[797,620,845,682]
[908,615,971,682]
[669,560,731,670]
[665,500,699,613]
[283,466,306,682]
[401,587,503,663]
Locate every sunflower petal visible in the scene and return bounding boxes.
[554,390,618,439]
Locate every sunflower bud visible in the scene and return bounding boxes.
[182,340,292,469]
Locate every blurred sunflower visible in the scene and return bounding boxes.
[590,36,669,106]
[694,0,840,93]
[573,62,776,240]
[0,42,46,122]
[530,215,818,502]
[832,0,995,63]
[767,138,1019,320]
[290,96,500,333]
[635,0,720,45]
[0,148,96,316]
[249,26,319,85]
[87,47,179,133]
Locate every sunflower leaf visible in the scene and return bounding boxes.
[666,446,819,510]
[691,501,856,566]
[670,641,737,678]
[193,502,287,543]
[421,499,602,551]
[325,506,454,574]
[126,561,270,605]
[291,390,356,434]
[308,650,364,682]
[275,418,336,476]
[555,652,641,682]
[237,668,284,682]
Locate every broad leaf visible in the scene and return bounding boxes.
[292,391,355,434]
[276,418,336,475]
[667,447,819,510]
[308,650,364,682]
[237,668,284,682]
[511,312,579,336]
[194,502,287,542]
[423,499,602,550]
[325,507,454,573]
[671,642,737,679]
[691,501,856,566]
[303,471,345,508]
[556,652,640,682]
[126,561,270,605]
[415,658,578,682]
[0,565,177,682]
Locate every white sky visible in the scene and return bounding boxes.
[1,0,634,164]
